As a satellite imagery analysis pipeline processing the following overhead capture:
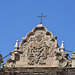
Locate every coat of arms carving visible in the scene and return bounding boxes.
[5,24,69,67]
[22,31,55,65]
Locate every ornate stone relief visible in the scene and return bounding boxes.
[5,24,69,67]
[20,29,56,65]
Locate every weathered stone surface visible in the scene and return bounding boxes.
[0,54,3,68]
[71,52,75,67]
[5,24,69,68]
[1,67,75,75]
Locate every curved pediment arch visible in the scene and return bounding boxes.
[20,24,53,47]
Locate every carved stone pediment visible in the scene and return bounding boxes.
[5,24,69,68]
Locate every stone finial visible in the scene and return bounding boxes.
[54,36,58,48]
[14,40,19,49]
[60,41,65,52]
[71,52,75,67]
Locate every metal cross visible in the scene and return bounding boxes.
[38,13,46,24]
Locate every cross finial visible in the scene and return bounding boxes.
[38,13,46,24]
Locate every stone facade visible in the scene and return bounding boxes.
[0,67,75,75]
[1,24,74,75]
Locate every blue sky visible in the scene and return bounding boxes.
[0,0,75,63]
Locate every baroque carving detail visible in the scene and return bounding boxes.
[22,32,55,65]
